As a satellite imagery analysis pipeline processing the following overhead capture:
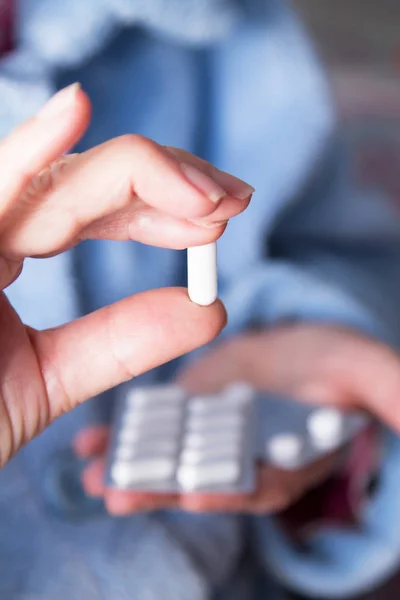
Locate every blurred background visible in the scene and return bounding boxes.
[293,5,400,598]
[296,0,400,221]
[0,2,398,599]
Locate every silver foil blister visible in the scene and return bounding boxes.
[105,383,370,494]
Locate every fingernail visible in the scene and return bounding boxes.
[212,168,255,200]
[37,83,81,120]
[180,163,227,204]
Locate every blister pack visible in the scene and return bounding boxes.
[105,383,370,494]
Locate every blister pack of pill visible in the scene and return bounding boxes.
[105,383,371,494]
[256,395,369,470]
[106,383,256,493]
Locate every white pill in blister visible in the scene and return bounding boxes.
[118,424,179,446]
[180,445,241,466]
[307,407,344,449]
[127,385,185,408]
[116,439,179,460]
[111,458,176,487]
[177,460,240,490]
[223,382,254,405]
[186,413,243,434]
[266,434,303,467]
[189,396,222,416]
[115,446,136,461]
[118,428,143,445]
[183,430,242,450]
[187,242,218,306]
[123,408,182,429]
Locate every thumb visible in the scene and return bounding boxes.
[347,342,400,433]
[299,340,400,433]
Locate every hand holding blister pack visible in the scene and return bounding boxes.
[106,244,371,494]
[105,382,370,494]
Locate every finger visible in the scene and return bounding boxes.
[180,468,276,514]
[297,335,400,433]
[80,204,229,249]
[30,288,227,423]
[165,147,254,201]
[81,457,107,497]
[105,488,179,516]
[1,135,253,258]
[247,452,343,515]
[73,425,110,459]
[166,147,253,225]
[180,490,250,513]
[0,84,90,212]
[345,345,400,431]
[82,458,179,514]
[180,449,342,515]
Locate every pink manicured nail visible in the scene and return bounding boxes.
[181,162,227,204]
[212,168,255,200]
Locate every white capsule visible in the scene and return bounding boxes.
[223,382,254,405]
[111,458,176,487]
[126,385,185,408]
[307,407,344,449]
[177,460,240,490]
[124,405,183,426]
[186,412,243,434]
[180,445,241,466]
[267,434,303,468]
[115,439,179,460]
[187,242,218,306]
[183,430,242,450]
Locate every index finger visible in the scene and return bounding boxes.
[0,84,90,209]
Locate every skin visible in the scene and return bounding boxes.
[0,83,253,466]
[75,324,400,516]
[3,84,400,518]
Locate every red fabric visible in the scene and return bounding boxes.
[278,424,381,541]
[0,0,14,56]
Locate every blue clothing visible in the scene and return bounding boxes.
[1,1,400,598]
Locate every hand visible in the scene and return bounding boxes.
[80,322,400,515]
[0,83,254,466]
[75,423,339,515]
[179,324,400,430]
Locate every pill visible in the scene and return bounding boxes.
[123,406,182,427]
[118,421,181,445]
[115,446,136,461]
[189,397,248,417]
[177,460,240,490]
[307,407,343,449]
[223,382,254,405]
[189,396,221,415]
[187,242,218,306]
[111,458,176,487]
[266,434,303,467]
[127,385,185,408]
[183,430,242,450]
[180,445,241,466]
[115,439,179,461]
[186,412,243,433]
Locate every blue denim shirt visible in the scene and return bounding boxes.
[2,1,400,598]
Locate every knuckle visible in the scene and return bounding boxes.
[20,155,79,203]
[30,329,73,420]
[116,134,155,158]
